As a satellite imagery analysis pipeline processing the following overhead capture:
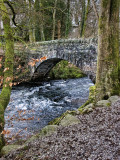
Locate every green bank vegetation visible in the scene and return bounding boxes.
[49,60,85,80]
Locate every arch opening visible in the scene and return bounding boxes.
[31,58,85,82]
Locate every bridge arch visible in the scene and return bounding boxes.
[31,58,62,81]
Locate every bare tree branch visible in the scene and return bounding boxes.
[4,0,22,29]
[91,0,99,20]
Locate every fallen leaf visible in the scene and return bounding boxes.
[1,130,11,135]
[9,82,13,87]
[3,67,9,72]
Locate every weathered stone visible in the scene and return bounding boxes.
[39,125,58,136]
[96,100,111,107]
[25,125,58,144]
[108,96,120,104]
[79,103,94,114]
[60,114,80,126]
[1,145,21,155]
[24,38,97,82]
[25,135,39,144]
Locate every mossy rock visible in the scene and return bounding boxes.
[39,125,58,136]
[96,100,111,107]
[79,103,94,114]
[108,95,120,104]
[49,60,85,80]
[1,145,21,156]
[48,110,77,125]
[25,125,58,144]
[59,114,80,127]
[25,134,39,144]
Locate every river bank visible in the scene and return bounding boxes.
[1,96,120,160]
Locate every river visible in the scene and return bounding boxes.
[4,77,93,143]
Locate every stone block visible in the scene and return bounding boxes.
[108,96,120,104]
[96,100,111,107]
[60,114,80,127]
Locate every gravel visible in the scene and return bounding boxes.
[1,98,120,160]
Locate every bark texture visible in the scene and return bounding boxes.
[65,0,70,38]
[95,0,120,101]
[0,0,14,153]
[80,0,86,37]
[28,0,35,43]
[52,0,57,40]
[82,0,90,37]
[57,20,61,39]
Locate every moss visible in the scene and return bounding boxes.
[25,135,39,144]
[59,114,80,126]
[118,58,120,81]
[48,111,69,125]
[1,145,21,156]
[78,85,95,113]
[78,100,91,111]
[0,1,14,154]
[96,0,119,101]
[49,60,85,80]
[79,104,93,114]
[48,110,77,125]
[106,103,111,107]
[22,145,29,151]
[89,85,96,102]
[0,87,11,110]
[102,0,108,8]
[0,135,5,156]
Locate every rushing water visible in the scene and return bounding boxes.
[4,77,93,143]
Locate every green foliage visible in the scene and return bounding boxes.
[49,60,85,80]
[40,0,69,40]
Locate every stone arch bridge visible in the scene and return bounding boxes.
[26,39,98,82]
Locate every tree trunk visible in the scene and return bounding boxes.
[57,20,61,39]
[82,0,90,37]
[52,0,57,40]
[0,0,14,152]
[34,0,41,41]
[95,0,120,101]
[28,0,35,43]
[80,0,86,37]
[65,0,70,38]
[40,21,45,41]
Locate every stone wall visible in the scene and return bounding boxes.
[26,38,98,82]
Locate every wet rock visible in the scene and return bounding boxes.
[60,114,80,126]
